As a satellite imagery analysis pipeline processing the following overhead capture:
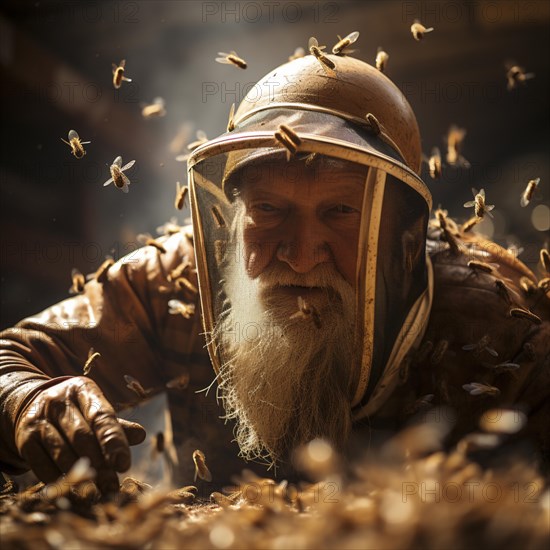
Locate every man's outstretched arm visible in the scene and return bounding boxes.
[0,228,202,492]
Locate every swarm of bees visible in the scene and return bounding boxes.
[215,51,247,69]
[463,188,495,219]
[61,130,91,159]
[112,59,132,89]
[410,20,434,41]
[103,156,136,193]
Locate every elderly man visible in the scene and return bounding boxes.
[1,55,548,494]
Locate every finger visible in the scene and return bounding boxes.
[55,403,119,494]
[118,419,147,446]
[75,384,131,472]
[19,423,63,484]
[39,421,81,476]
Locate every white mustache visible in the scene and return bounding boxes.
[258,261,350,290]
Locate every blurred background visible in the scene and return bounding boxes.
[1,0,549,329]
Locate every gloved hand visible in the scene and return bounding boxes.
[13,376,146,494]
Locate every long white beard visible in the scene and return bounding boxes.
[210,248,357,466]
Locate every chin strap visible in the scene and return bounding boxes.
[352,254,434,421]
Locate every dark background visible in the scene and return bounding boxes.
[1,0,549,329]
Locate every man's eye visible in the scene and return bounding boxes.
[255,203,278,212]
[332,204,358,214]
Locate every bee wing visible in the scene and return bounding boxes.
[479,188,485,198]
[485,346,499,357]
[113,156,123,167]
[308,37,318,49]
[121,182,130,193]
[120,160,136,172]
[120,59,126,68]
[153,97,165,106]
[112,63,118,72]
[345,31,360,44]
[463,201,475,208]
[61,138,71,146]
[520,193,529,207]
[168,300,181,314]
[80,141,91,145]
[71,268,82,278]
[103,177,114,187]
[175,153,190,162]
[122,76,132,82]
[68,129,79,140]
[431,146,441,157]
[196,130,207,141]
[461,344,476,351]
[216,55,231,65]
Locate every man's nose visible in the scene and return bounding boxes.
[276,216,332,273]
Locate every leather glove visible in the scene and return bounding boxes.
[13,376,146,494]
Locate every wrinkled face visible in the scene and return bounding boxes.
[210,158,368,466]
[240,161,366,287]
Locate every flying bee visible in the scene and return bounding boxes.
[446,125,470,168]
[482,360,520,374]
[211,205,226,228]
[430,339,449,365]
[174,181,188,210]
[506,64,535,91]
[461,216,480,233]
[103,156,136,193]
[462,334,498,358]
[61,129,91,159]
[169,122,193,155]
[332,31,360,55]
[168,260,192,282]
[404,394,434,416]
[83,348,101,376]
[290,296,322,329]
[216,51,247,69]
[192,449,212,482]
[153,432,164,454]
[87,256,115,283]
[168,299,195,319]
[69,268,86,294]
[186,130,208,151]
[226,102,236,132]
[506,243,524,258]
[308,37,336,72]
[175,276,198,294]
[509,307,542,325]
[137,233,167,254]
[410,20,434,41]
[141,97,166,119]
[427,147,442,179]
[274,123,302,160]
[540,248,550,274]
[156,218,181,236]
[124,374,152,399]
[165,373,190,390]
[462,382,500,397]
[519,276,537,295]
[112,59,132,89]
[375,47,389,72]
[467,260,498,274]
[494,279,513,306]
[464,188,495,219]
[288,46,305,61]
[520,177,540,207]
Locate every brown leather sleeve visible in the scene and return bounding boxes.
[0,227,205,473]
[403,232,550,462]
